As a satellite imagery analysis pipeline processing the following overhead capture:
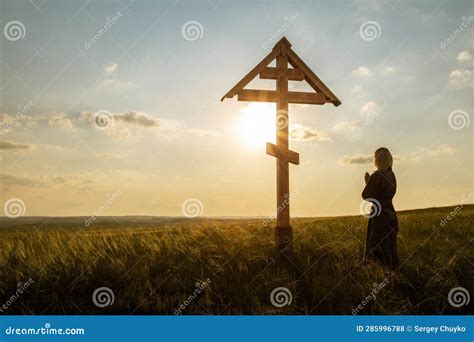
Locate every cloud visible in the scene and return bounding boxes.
[0,141,32,151]
[449,69,473,89]
[290,124,332,142]
[457,51,472,62]
[0,172,83,190]
[360,101,379,116]
[0,173,35,186]
[383,66,395,75]
[105,62,118,75]
[339,145,454,166]
[333,100,383,132]
[339,154,373,165]
[185,128,222,137]
[94,152,129,160]
[99,78,135,89]
[114,112,159,127]
[404,144,454,162]
[352,66,370,77]
[333,120,360,131]
[48,113,74,130]
[98,63,135,89]
[350,84,363,93]
[81,111,159,128]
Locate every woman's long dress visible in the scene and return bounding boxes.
[362,168,399,270]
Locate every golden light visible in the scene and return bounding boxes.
[236,102,276,148]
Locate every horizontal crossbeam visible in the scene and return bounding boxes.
[266,143,300,165]
[259,67,304,81]
[237,89,327,105]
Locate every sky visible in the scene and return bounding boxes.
[0,0,472,217]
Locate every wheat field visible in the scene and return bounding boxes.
[0,205,472,315]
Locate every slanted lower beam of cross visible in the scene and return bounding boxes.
[221,37,341,250]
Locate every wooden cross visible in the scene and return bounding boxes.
[221,37,341,249]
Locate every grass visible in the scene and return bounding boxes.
[0,205,472,315]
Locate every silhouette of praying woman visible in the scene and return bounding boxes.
[362,147,399,270]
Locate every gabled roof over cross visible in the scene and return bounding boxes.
[221,37,341,107]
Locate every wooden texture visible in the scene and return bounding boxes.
[266,143,299,165]
[259,67,304,81]
[237,89,326,104]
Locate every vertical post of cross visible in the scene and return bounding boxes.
[275,43,292,250]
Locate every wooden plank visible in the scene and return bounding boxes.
[259,67,304,81]
[237,89,277,102]
[266,143,299,165]
[220,48,280,101]
[237,90,326,105]
[288,91,326,105]
[286,47,341,106]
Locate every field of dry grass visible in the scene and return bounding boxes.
[0,205,472,314]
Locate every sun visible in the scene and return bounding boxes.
[236,103,276,148]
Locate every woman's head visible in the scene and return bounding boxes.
[374,147,393,171]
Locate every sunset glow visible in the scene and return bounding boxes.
[236,103,276,149]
